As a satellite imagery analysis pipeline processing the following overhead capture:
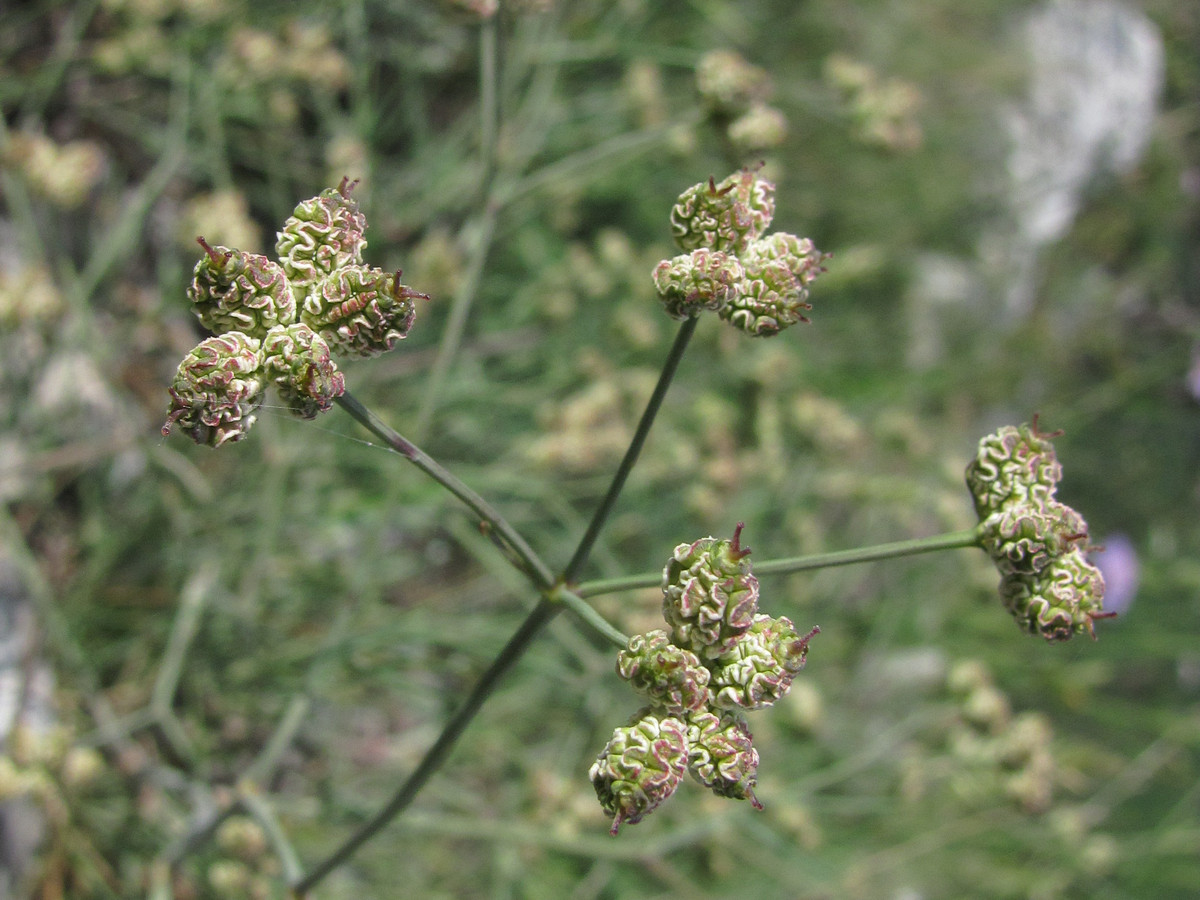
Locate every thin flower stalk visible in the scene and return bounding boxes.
[574,529,983,599]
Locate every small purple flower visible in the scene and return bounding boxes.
[1092,534,1139,616]
[1187,354,1200,404]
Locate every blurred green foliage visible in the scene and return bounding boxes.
[1,0,1198,897]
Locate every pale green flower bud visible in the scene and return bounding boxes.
[216,815,268,861]
[188,238,296,338]
[662,524,759,660]
[998,547,1112,642]
[709,614,819,711]
[60,747,105,789]
[977,501,1088,576]
[727,103,788,154]
[0,756,29,801]
[720,232,826,337]
[669,169,775,253]
[685,710,761,805]
[275,177,368,295]
[301,266,425,358]
[695,50,772,117]
[163,332,265,447]
[260,323,346,418]
[965,421,1062,518]
[207,860,252,896]
[617,630,712,714]
[652,248,744,320]
[589,709,689,834]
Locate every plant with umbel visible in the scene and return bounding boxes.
[592,524,818,832]
[156,172,1111,894]
[164,178,426,447]
[966,419,1113,641]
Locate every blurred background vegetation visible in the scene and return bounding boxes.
[1,0,1198,897]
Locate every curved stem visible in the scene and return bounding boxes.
[562,315,699,584]
[297,316,697,890]
[557,589,629,649]
[478,15,499,202]
[575,528,983,598]
[335,392,556,590]
[753,528,982,576]
[412,204,499,442]
[413,20,501,442]
[292,598,561,897]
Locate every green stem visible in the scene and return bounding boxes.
[412,198,499,443]
[239,789,305,885]
[241,693,311,789]
[478,15,499,202]
[502,111,703,208]
[292,598,561,897]
[562,315,699,584]
[297,319,696,892]
[557,589,629,649]
[575,528,983,598]
[335,392,556,590]
[413,18,501,442]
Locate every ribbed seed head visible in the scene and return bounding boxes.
[275,178,368,295]
[978,501,1088,576]
[669,169,775,254]
[616,630,712,714]
[188,239,296,338]
[300,266,424,358]
[709,615,819,711]
[662,525,759,660]
[652,248,744,320]
[727,103,788,153]
[260,323,346,418]
[720,232,825,336]
[966,422,1062,518]
[685,710,762,805]
[998,548,1109,642]
[589,710,689,834]
[162,332,265,447]
[695,49,772,117]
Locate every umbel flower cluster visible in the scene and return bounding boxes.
[694,49,788,154]
[653,168,828,336]
[163,179,427,447]
[589,525,819,834]
[966,420,1113,642]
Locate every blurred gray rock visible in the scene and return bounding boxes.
[0,553,50,900]
[999,0,1164,315]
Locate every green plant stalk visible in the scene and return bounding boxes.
[562,315,699,584]
[574,528,983,598]
[478,15,499,202]
[292,597,560,897]
[334,392,556,590]
[412,198,499,443]
[150,569,211,714]
[240,789,304,885]
[413,18,501,442]
[297,318,700,893]
[558,588,630,649]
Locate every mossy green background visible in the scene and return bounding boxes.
[1,1,1198,897]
